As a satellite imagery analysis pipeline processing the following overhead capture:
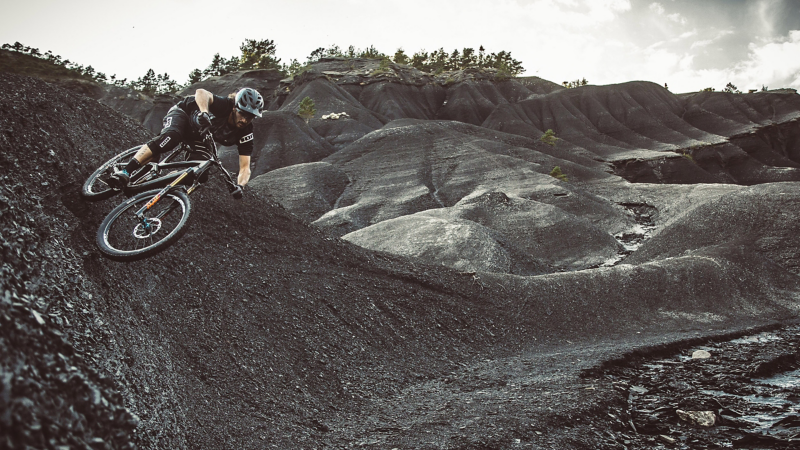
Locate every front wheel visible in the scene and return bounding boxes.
[96,188,192,261]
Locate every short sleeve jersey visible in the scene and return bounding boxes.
[176,94,255,156]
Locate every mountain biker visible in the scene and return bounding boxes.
[109,87,263,198]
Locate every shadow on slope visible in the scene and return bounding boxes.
[627,182,800,274]
[342,190,622,275]
[483,81,800,185]
[312,119,622,238]
[277,78,385,150]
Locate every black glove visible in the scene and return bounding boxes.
[230,184,243,199]
[197,111,215,128]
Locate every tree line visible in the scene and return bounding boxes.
[2,41,126,86]
[190,41,525,81]
[2,41,179,95]
[297,44,525,77]
[3,39,526,96]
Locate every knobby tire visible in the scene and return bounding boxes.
[96,188,192,261]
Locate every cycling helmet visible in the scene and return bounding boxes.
[235,87,264,118]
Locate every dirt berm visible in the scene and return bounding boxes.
[2,72,800,449]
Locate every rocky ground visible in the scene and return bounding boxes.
[2,63,800,450]
[590,324,800,449]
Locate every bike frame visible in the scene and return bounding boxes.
[123,145,204,194]
[132,133,237,222]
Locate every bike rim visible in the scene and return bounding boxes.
[88,147,189,195]
[87,160,128,194]
[101,192,188,256]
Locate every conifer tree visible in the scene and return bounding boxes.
[549,166,568,181]
[239,39,282,70]
[393,48,409,65]
[298,96,316,123]
[203,53,225,77]
[541,129,558,146]
[187,69,203,85]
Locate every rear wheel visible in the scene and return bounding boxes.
[82,146,192,201]
[81,146,139,201]
[96,188,192,261]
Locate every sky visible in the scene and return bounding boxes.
[2,0,799,93]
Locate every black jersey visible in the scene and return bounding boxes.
[176,94,255,156]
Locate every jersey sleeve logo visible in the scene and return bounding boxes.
[239,133,254,144]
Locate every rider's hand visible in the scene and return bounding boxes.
[231,184,243,200]
[198,111,215,128]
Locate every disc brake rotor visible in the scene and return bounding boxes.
[133,218,162,239]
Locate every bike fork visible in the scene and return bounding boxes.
[134,172,191,222]
[133,160,210,224]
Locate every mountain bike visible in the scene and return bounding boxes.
[95,131,241,261]
[81,141,199,201]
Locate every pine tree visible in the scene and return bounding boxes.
[131,69,158,95]
[549,166,568,182]
[410,51,428,71]
[203,53,225,77]
[724,82,741,94]
[393,48,409,65]
[239,39,281,70]
[297,96,316,123]
[223,55,240,74]
[282,59,302,77]
[156,73,178,94]
[541,129,558,146]
[460,48,477,69]
[187,69,203,85]
[358,45,385,59]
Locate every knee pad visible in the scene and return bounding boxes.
[147,130,182,155]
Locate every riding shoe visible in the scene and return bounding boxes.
[108,169,130,189]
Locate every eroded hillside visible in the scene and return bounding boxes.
[2,62,800,449]
[235,58,800,276]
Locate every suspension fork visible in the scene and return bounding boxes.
[134,161,211,221]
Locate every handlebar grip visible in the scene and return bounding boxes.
[230,184,243,199]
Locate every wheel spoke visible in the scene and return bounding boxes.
[102,192,187,255]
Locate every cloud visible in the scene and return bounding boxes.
[689,29,733,50]
[513,0,631,28]
[643,29,800,93]
[666,13,686,24]
[734,29,800,89]
[649,2,686,24]
[649,2,665,15]
[690,39,713,49]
